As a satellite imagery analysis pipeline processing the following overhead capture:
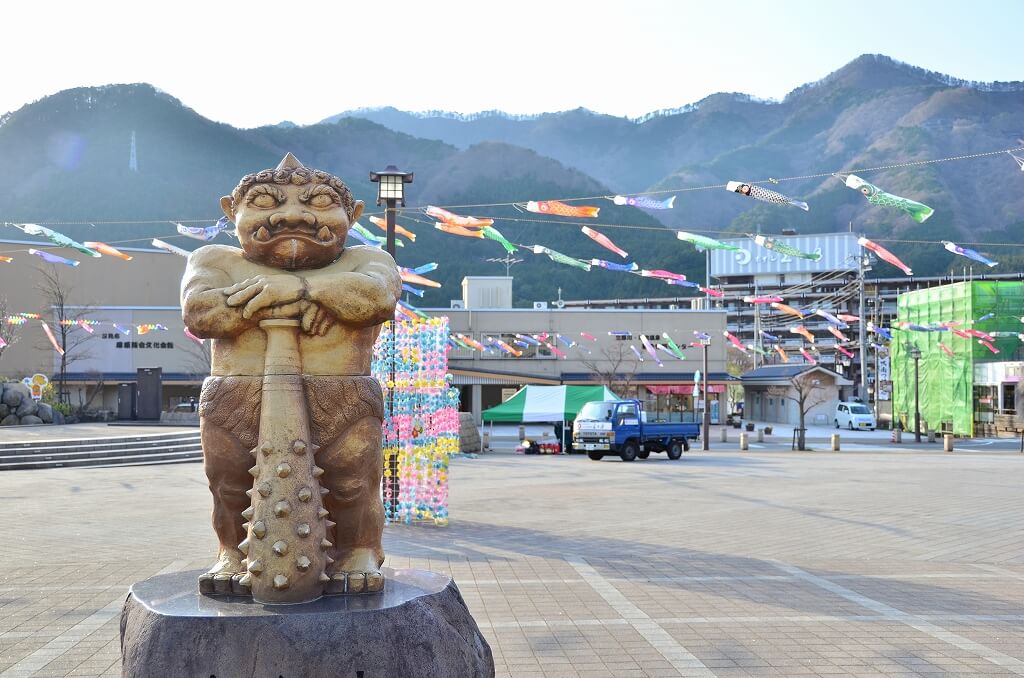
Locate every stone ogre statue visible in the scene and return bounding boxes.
[181,153,401,603]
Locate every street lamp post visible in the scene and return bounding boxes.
[369,165,413,519]
[910,345,922,443]
[369,165,414,258]
[701,337,711,451]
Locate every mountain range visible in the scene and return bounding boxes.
[1,54,1022,306]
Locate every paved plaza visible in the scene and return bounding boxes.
[0,444,1023,677]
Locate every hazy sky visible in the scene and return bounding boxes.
[6,1,1022,128]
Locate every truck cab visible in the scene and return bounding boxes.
[573,399,698,462]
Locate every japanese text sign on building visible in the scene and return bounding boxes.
[710,233,861,277]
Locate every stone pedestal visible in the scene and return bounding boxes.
[120,567,494,678]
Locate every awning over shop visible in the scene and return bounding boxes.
[482,385,621,422]
[646,384,727,395]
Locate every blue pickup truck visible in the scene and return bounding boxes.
[572,399,700,462]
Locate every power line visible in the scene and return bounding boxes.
[399,145,1024,208]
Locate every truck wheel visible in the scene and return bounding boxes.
[587,451,603,461]
[682,438,690,452]
[620,442,638,462]
[637,450,650,459]
[667,442,683,460]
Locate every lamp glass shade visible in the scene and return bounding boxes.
[377,175,403,201]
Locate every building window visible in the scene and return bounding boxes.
[1002,383,1017,415]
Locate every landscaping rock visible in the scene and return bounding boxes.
[36,403,53,423]
[2,383,29,408]
[15,399,38,418]
[0,403,7,418]
[53,410,65,425]
[19,415,43,425]
[0,414,19,426]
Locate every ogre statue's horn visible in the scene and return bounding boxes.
[276,153,305,171]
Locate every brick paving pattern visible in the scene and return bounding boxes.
[0,449,1022,676]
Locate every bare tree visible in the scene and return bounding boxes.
[0,297,21,362]
[181,335,212,381]
[768,372,830,450]
[580,341,641,398]
[76,369,106,412]
[35,264,96,405]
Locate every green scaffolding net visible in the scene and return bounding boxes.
[891,281,1024,436]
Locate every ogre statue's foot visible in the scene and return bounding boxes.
[325,549,384,594]
[198,550,251,597]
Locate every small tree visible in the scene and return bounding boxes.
[768,372,830,450]
[0,296,21,362]
[726,351,753,415]
[580,341,640,398]
[35,264,96,405]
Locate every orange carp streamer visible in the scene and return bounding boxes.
[435,222,486,239]
[399,270,442,288]
[790,325,815,343]
[525,200,600,218]
[425,205,493,228]
[771,302,804,319]
[368,216,417,242]
[84,242,134,261]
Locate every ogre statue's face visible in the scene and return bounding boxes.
[223,178,364,270]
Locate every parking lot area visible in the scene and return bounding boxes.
[1,448,1023,676]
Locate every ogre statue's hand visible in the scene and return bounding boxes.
[250,300,335,337]
[299,301,335,336]
[224,275,307,320]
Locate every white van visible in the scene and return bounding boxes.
[834,402,876,431]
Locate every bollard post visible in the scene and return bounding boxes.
[518,425,525,442]
[739,432,749,450]
[757,430,764,443]
[927,429,936,443]
[831,433,840,452]
[482,431,491,451]
[894,428,902,443]
[720,428,728,443]
[943,433,953,453]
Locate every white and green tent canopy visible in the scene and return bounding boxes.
[482,385,621,423]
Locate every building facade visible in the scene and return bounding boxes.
[567,233,1024,425]
[891,280,1024,436]
[740,365,853,426]
[0,239,200,414]
[433,305,731,425]
[0,246,731,424]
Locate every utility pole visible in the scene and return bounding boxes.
[858,252,868,401]
[701,337,711,451]
[911,346,922,443]
[873,288,881,421]
[704,249,711,311]
[752,276,760,369]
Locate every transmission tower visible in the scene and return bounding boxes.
[129,131,138,172]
